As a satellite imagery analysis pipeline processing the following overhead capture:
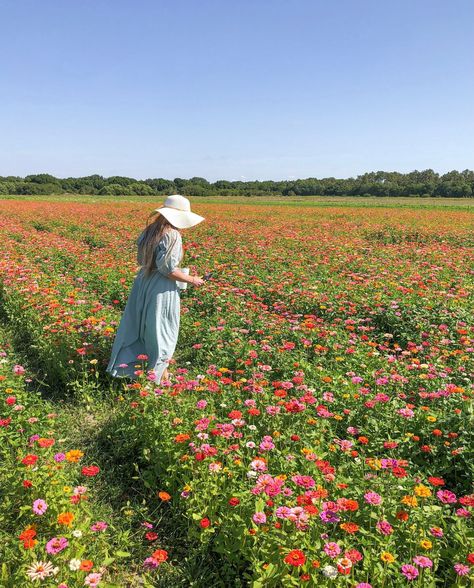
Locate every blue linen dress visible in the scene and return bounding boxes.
[106,228,183,382]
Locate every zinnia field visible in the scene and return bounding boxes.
[0,196,473,588]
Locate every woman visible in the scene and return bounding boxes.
[106,194,205,384]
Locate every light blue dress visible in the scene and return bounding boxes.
[106,228,183,381]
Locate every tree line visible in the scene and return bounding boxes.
[0,169,473,198]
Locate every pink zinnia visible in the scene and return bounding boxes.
[413,556,433,568]
[454,564,470,576]
[376,520,393,535]
[45,536,68,554]
[291,475,315,489]
[323,542,341,558]
[33,499,48,515]
[84,572,102,586]
[437,490,457,504]
[355,584,372,588]
[252,512,267,525]
[401,564,419,580]
[91,521,108,532]
[364,491,382,505]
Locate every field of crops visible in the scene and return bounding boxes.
[0,197,473,587]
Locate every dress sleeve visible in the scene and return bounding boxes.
[155,230,182,276]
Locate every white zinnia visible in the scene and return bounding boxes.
[69,558,82,571]
[26,561,56,581]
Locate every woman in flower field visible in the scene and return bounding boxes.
[106,194,206,383]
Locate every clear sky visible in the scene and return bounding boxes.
[1,0,473,181]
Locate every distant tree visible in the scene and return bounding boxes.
[105,176,135,187]
[25,173,59,185]
[99,184,131,196]
[129,182,155,196]
[145,178,175,193]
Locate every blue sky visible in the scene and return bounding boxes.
[1,0,473,181]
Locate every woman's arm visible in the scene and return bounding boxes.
[167,268,205,286]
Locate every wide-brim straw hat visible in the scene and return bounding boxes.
[155,194,205,229]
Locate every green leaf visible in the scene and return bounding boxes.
[115,550,131,558]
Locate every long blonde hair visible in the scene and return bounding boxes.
[139,212,181,277]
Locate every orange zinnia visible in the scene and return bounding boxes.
[65,449,84,462]
[174,434,190,443]
[158,491,171,501]
[57,512,75,526]
[340,522,360,534]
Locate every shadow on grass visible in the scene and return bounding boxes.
[60,397,250,587]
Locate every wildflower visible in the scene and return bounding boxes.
[345,548,363,563]
[381,552,395,564]
[69,559,82,571]
[340,522,359,534]
[436,489,457,504]
[151,549,168,563]
[401,564,419,580]
[364,491,382,505]
[401,495,418,508]
[324,542,342,558]
[90,521,108,532]
[26,561,58,581]
[284,549,306,567]
[45,537,68,554]
[143,557,159,569]
[413,555,433,568]
[336,557,352,575]
[82,465,100,477]
[453,564,470,576]
[57,512,75,526]
[321,565,338,579]
[419,539,432,550]
[252,512,267,525]
[414,484,431,498]
[428,476,445,486]
[32,499,48,515]
[84,572,102,586]
[65,449,84,462]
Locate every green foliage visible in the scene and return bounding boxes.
[1,169,474,198]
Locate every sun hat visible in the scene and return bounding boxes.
[155,194,205,229]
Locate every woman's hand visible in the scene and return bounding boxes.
[191,275,205,287]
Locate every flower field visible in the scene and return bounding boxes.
[0,197,473,587]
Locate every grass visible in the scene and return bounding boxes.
[1,193,474,211]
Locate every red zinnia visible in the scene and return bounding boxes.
[284,549,306,567]
[200,518,211,528]
[428,476,445,486]
[21,454,38,466]
[81,465,100,477]
[151,549,168,563]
